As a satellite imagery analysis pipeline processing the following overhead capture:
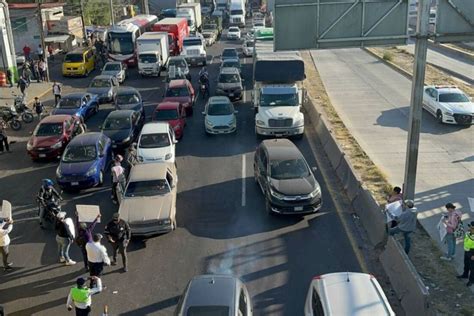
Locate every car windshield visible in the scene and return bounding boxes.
[139,54,157,63]
[155,109,179,120]
[245,41,254,47]
[223,49,237,58]
[223,61,239,68]
[187,306,230,316]
[104,63,121,71]
[203,33,211,38]
[183,39,202,46]
[117,93,140,104]
[219,73,240,83]
[125,179,170,197]
[139,133,170,148]
[261,93,298,107]
[64,54,83,63]
[230,9,243,15]
[229,27,239,32]
[103,116,131,130]
[270,158,310,180]
[35,123,63,136]
[166,86,189,97]
[208,103,234,115]
[58,97,82,108]
[90,79,111,88]
[62,145,97,163]
[203,24,216,30]
[439,93,469,103]
[169,59,187,68]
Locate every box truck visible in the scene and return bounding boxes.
[152,18,189,55]
[177,3,202,32]
[137,32,170,77]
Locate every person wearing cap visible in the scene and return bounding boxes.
[75,212,101,271]
[440,203,462,261]
[457,221,474,287]
[104,213,131,272]
[389,199,418,254]
[111,155,125,204]
[55,212,76,265]
[0,218,13,271]
[66,276,102,315]
[85,233,110,278]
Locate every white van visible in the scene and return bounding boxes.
[229,0,245,27]
[304,272,395,316]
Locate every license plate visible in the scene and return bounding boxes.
[275,134,283,137]
[112,144,117,148]
[71,182,79,186]
[39,154,46,158]
[229,93,234,97]
[191,58,196,62]
[295,206,303,211]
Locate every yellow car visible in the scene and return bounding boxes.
[62,47,95,77]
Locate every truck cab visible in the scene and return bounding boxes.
[181,37,207,66]
[177,7,196,32]
[229,0,246,27]
[137,32,170,77]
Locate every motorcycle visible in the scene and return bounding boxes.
[0,105,22,130]
[12,93,34,123]
[199,75,210,99]
[37,195,62,228]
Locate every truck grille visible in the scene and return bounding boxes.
[453,114,473,124]
[269,118,293,127]
[187,49,200,56]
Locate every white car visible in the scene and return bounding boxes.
[101,62,126,83]
[242,39,255,57]
[136,122,177,163]
[203,96,237,134]
[227,27,241,40]
[423,85,473,125]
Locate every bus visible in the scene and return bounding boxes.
[107,15,158,66]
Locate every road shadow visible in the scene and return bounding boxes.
[120,295,181,315]
[452,155,474,163]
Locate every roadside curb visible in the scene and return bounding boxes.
[428,40,474,60]
[362,47,413,80]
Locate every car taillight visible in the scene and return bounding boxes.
[313,275,323,280]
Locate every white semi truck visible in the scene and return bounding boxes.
[137,32,170,77]
[253,32,306,138]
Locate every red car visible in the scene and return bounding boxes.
[153,102,186,139]
[27,115,84,160]
[163,79,195,115]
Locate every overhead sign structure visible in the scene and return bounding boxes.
[435,0,474,43]
[274,0,409,51]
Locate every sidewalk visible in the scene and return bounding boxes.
[0,81,52,108]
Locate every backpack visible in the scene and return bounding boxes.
[453,216,465,239]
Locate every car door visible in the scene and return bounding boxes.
[179,104,186,126]
[423,88,434,113]
[166,169,177,225]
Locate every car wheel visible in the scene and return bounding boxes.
[98,170,104,186]
[436,111,443,124]
[265,199,274,215]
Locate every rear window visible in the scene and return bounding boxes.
[64,54,83,63]
[155,109,179,121]
[166,86,189,97]
[139,133,170,148]
[186,306,230,316]
[223,49,238,58]
[125,179,170,197]
[35,123,63,136]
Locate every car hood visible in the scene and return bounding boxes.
[29,135,62,148]
[259,106,301,120]
[102,70,120,77]
[102,129,131,142]
[59,160,96,176]
[163,96,191,105]
[270,175,316,195]
[87,87,111,95]
[119,195,173,222]
[441,102,474,114]
[206,114,235,126]
[217,82,241,90]
[51,108,79,116]
[137,146,172,161]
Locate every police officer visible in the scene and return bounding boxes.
[457,221,474,287]
[104,213,131,272]
[66,276,102,315]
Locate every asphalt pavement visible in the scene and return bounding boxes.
[0,34,376,315]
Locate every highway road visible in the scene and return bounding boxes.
[0,35,383,315]
[311,48,474,272]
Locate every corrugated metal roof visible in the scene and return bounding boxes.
[9,2,65,9]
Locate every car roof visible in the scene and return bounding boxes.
[229,26,240,30]
[129,162,173,181]
[69,132,103,146]
[92,75,114,80]
[184,36,202,40]
[223,48,237,53]
[117,86,140,94]
[40,114,72,123]
[104,61,122,65]
[223,58,239,63]
[63,92,87,99]
[312,272,394,316]
[427,85,463,94]
[168,79,188,88]
[169,56,186,61]
[184,274,238,310]
[141,122,169,134]
[219,67,240,75]
[209,96,231,104]
[262,138,303,160]
[156,102,180,110]
[106,110,134,118]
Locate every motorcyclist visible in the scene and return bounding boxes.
[37,179,62,226]
[199,67,210,97]
[199,66,209,79]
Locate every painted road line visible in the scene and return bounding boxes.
[242,153,246,207]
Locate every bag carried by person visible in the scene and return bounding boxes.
[453,216,465,239]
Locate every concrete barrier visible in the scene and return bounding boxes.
[322,131,344,170]
[380,237,433,316]
[335,156,361,202]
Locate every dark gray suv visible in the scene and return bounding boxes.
[254,139,322,214]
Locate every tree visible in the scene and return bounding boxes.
[83,0,112,26]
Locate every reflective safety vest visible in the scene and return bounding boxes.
[464,233,474,252]
[71,287,90,303]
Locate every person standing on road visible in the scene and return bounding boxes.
[39,59,48,82]
[104,213,131,272]
[17,76,28,96]
[389,199,417,254]
[66,276,103,316]
[33,97,45,120]
[33,60,40,82]
[53,81,62,106]
[86,233,110,278]
[440,203,462,261]
[6,69,13,88]
[110,155,125,204]
[0,121,11,154]
[0,218,13,271]
[23,44,31,60]
[76,213,101,272]
[457,221,474,287]
[55,212,76,266]
[37,44,44,60]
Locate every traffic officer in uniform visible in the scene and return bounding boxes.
[104,213,131,272]
[457,221,474,287]
[66,276,102,315]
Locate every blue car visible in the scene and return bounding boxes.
[51,92,99,121]
[56,132,112,190]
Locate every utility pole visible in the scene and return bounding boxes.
[79,0,87,46]
[402,0,431,200]
[37,1,50,82]
[143,0,149,15]
[109,0,115,25]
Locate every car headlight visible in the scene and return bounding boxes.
[269,187,285,200]
[165,153,172,160]
[309,186,321,198]
[206,119,214,127]
[294,119,304,126]
[443,111,453,116]
[27,142,33,151]
[85,166,98,177]
[56,167,62,178]
[50,141,63,149]
[228,119,236,126]
[78,65,84,70]
[256,119,266,126]
[122,136,131,143]
[200,53,206,57]
[160,219,171,225]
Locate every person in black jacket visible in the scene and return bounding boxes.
[104,213,131,272]
[55,212,76,265]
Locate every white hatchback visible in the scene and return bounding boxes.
[136,122,177,163]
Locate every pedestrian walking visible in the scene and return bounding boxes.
[104,213,131,272]
[389,199,417,254]
[110,155,125,204]
[457,221,474,287]
[52,81,62,106]
[0,121,11,153]
[76,213,100,271]
[17,76,28,96]
[23,44,31,60]
[6,69,13,88]
[55,212,76,265]
[440,203,463,261]
[37,44,44,60]
[48,45,54,61]
[0,217,13,271]
[66,276,103,316]
[22,66,31,85]
[39,59,47,82]
[85,233,110,278]
[33,97,45,120]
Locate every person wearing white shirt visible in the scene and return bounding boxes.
[85,233,110,277]
[0,218,13,271]
[66,276,102,316]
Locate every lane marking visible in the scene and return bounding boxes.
[241,153,246,207]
